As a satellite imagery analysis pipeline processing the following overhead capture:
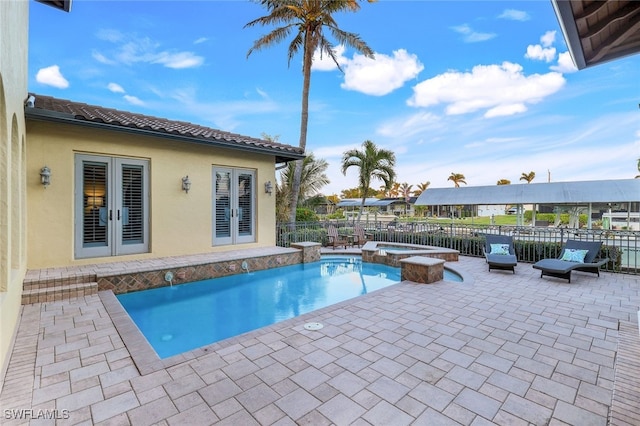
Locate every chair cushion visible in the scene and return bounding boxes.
[560,248,588,263]
[487,253,517,266]
[490,244,510,255]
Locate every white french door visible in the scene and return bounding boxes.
[213,167,255,245]
[75,154,149,258]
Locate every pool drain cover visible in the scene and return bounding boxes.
[304,322,324,331]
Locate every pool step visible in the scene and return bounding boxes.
[21,275,98,305]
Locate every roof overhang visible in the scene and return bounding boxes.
[552,0,640,69]
[36,0,72,12]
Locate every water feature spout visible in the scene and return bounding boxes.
[164,271,174,287]
[241,261,250,273]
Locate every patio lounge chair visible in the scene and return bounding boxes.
[483,234,518,273]
[327,225,349,250]
[532,239,609,283]
[353,225,373,248]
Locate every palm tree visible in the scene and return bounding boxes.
[276,153,329,222]
[341,140,396,220]
[246,1,374,224]
[448,173,466,187]
[497,179,511,185]
[520,171,535,183]
[413,181,430,196]
[400,183,413,200]
[377,185,391,198]
[399,182,413,215]
[635,158,640,178]
[341,187,362,199]
[389,182,401,198]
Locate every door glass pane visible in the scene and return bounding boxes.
[237,172,253,237]
[121,164,144,245]
[215,171,231,238]
[83,161,108,248]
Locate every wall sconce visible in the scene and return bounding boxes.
[86,196,104,208]
[182,175,191,193]
[40,166,51,187]
[264,181,273,194]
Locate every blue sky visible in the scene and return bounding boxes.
[29,0,640,196]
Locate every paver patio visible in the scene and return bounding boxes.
[1,255,638,425]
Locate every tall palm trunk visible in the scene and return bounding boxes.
[288,31,314,224]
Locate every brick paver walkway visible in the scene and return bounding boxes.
[1,256,638,425]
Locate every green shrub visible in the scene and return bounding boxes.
[296,208,318,222]
[277,226,327,247]
[326,209,345,220]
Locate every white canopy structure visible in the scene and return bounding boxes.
[415,179,640,228]
[415,179,640,206]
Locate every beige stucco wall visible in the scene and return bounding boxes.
[26,120,277,269]
[0,0,29,391]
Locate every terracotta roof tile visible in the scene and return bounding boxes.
[27,93,304,162]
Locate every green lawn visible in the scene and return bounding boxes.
[410,215,521,226]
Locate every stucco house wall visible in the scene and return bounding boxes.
[0,0,29,391]
[26,119,280,269]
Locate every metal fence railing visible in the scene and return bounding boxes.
[276,220,640,275]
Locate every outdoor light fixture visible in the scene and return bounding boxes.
[86,196,104,208]
[182,175,191,193]
[264,181,273,194]
[40,166,51,187]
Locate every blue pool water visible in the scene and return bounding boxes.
[117,257,402,358]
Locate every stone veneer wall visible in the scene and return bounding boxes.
[361,242,458,267]
[98,251,304,294]
[400,257,445,284]
[291,242,321,264]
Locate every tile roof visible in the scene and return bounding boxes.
[25,93,305,163]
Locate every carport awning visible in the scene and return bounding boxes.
[415,179,640,206]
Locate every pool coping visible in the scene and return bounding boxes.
[101,255,474,375]
[100,276,408,375]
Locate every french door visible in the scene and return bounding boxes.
[75,154,149,258]
[213,167,255,245]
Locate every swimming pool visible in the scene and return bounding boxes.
[117,257,402,358]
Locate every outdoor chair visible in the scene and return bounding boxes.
[327,225,349,250]
[532,239,609,283]
[353,225,373,248]
[483,234,518,273]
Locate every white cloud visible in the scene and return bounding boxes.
[123,95,145,106]
[498,9,530,21]
[255,88,269,99]
[152,51,204,69]
[340,49,423,96]
[94,34,204,69]
[194,37,208,44]
[92,50,116,65]
[96,28,124,43]
[35,65,69,89]
[451,24,496,43]
[377,111,443,139]
[551,51,578,73]
[408,61,566,118]
[540,31,556,47]
[107,82,125,93]
[312,45,348,71]
[525,44,556,62]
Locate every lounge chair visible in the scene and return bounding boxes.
[353,225,373,247]
[327,225,349,250]
[532,239,609,283]
[483,234,518,273]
